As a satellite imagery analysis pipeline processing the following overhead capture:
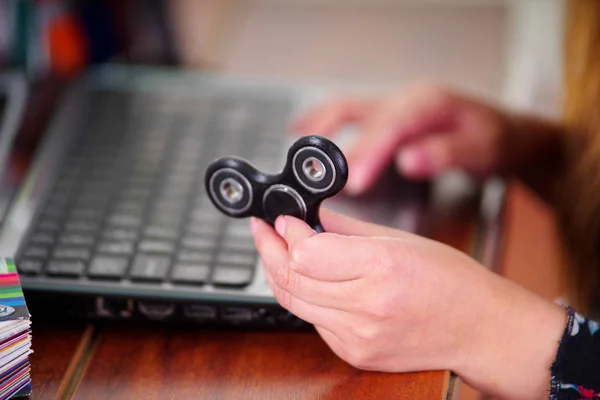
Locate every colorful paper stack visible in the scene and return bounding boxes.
[0,259,31,399]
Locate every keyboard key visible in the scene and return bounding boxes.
[181,237,215,250]
[113,200,144,213]
[107,214,141,227]
[144,226,178,240]
[130,255,170,281]
[121,187,151,201]
[89,256,128,278]
[212,265,253,287]
[29,233,55,245]
[222,240,256,252]
[138,240,175,254]
[37,219,61,232]
[81,182,114,195]
[53,247,91,260]
[191,202,220,214]
[186,224,219,236]
[168,167,196,179]
[103,228,138,241]
[60,233,95,246]
[157,179,191,192]
[75,194,110,208]
[189,210,222,224]
[126,176,154,187]
[23,246,49,258]
[46,192,70,206]
[17,259,43,275]
[153,198,187,209]
[87,170,114,181]
[42,206,64,219]
[46,260,85,277]
[171,263,210,284]
[71,208,103,219]
[178,251,211,263]
[150,202,186,216]
[224,223,252,238]
[216,252,256,266]
[65,220,99,232]
[97,241,135,255]
[193,196,213,207]
[148,214,181,227]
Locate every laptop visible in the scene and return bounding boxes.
[0,65,431,328]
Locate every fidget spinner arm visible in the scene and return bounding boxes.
[204,135,348,233]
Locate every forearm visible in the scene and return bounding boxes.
[500,113,569,206]
[452,272,567,400]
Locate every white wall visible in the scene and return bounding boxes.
[172,0,509,100]
[501,0,565,117]
[171,0,565,112]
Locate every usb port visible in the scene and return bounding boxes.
[96,297,133,318]
[138,301,175,320]
[221,307,254,322]
[184,305,217,320]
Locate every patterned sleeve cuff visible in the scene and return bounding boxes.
[549,306,600,399]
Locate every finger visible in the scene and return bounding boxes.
[292,97,376,137]
[251,216,288,271]
[319,208,416,240]
[253,217,357,309]
[263,266,345,331]
[275,216,392,281]
[344,84,456,194]
[396,131,498,179]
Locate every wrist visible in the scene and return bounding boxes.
[453,273,567,399]
[502,112,566,171]
[499,112,567,203]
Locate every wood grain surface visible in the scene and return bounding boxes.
[27,323,88,399]
[74,327,453,400]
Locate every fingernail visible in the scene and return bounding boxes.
[249,217,258,235]
[274,216,286,237]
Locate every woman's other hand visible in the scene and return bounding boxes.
[293,82,565,199]
[251,210,567,400]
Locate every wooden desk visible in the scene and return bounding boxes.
[24,186,481,400]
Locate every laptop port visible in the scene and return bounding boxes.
[274,310,294,323]
[96,297,133,318]
[138,301,175,320]
[257,308,276,324]
[221,307,254,322]
[183,304,217,320]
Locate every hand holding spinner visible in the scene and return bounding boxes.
[204,135,348,233]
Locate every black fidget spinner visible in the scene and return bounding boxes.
[204,135,348,233]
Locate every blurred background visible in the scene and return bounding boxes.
[0,0,567,203]
[0,0,564,113]
[0,0,568,241]
[0,2,570,399]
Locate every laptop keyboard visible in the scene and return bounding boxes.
[15,88,291,289]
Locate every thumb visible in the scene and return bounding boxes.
[274,215,318,250]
